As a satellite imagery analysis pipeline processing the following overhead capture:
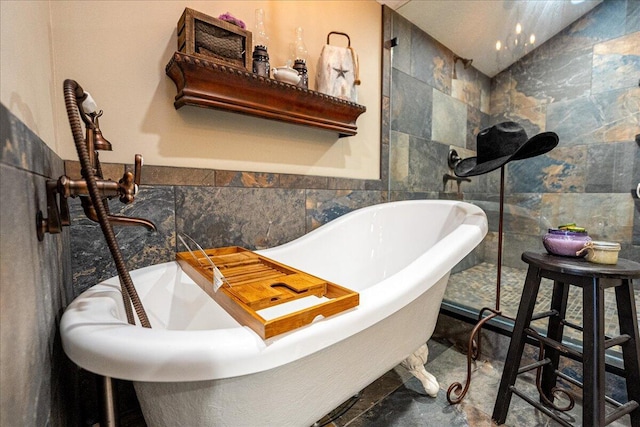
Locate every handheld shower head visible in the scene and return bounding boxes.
[90,113,113,151]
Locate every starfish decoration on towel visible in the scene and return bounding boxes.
[333,67,350,79]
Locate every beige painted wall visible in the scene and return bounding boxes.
[18,1,380,180]
[1,1,58,150]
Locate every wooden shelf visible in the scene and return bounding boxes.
[165,51,366,137]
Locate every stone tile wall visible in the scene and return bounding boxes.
[385,0,639,272]
[0,104,77,426]
[67,164,389,294]
[486,0,640,267]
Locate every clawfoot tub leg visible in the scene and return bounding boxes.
[401,343,439,397]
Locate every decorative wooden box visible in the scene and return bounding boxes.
[176,247,359,339]
[177,8,252,70]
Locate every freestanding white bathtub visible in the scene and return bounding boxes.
[61,200,487,427]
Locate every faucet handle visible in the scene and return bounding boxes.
[133,154,143,187]
[118,154,143,204]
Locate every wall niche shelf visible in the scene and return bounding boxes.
[165,52,366,137]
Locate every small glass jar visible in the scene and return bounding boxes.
[542,228,592,257]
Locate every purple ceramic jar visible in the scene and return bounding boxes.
[542,229,592,257]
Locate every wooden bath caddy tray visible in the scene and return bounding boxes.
[176,247,359,339]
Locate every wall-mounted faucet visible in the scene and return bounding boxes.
[36,87,156,240]
[444,149,471,196]
[443,173,471,194]
[36,79,153,329]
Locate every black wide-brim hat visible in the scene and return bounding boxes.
[454,121,558,177]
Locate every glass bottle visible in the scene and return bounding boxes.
[293,27,308,62]
[254,9,269,49]
[292,27,308,88]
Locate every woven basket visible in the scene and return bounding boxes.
[195,21,244,60]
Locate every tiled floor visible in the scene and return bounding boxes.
[315,335,632,427]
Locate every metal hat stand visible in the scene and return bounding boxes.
[445,150,510,405]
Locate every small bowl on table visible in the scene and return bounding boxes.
[542,228,592,257]
[579,241,621,265]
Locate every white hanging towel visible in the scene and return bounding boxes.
[315,32,360,103]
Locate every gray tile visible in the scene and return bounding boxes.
[327,177,366,191]
[389,191,438,202]
[545,0,627,55]
[586,143,616,193]
[1,164,74,426]
[405,138,450,193]
[0,103,64,177]
[471,194,542,236]
[391,69,433,140]
[410,26,452,94]
[305,190,384,231]
[507,145,587,194]
[346,380,479,427]
[627,0,640,33]
[540,193,634,243]
[391,133,440,192]
[592,32,640,94]
[176,186,306,250]
[634,197,640,246]
[141,165,215,186]
[547,87,640,146]
[466,107,490,152]
[490,70,512,118]
[280,173,328,189]
[452,67,490,114]
[382,7,393,98]
[391,13,413,76]
[389,131,410,190]
[215,171,279,188]
[70,185,176,293]
[613,141,640,194]
[322,369,406,427]
[432,89,467,147]
[511,43,592,105]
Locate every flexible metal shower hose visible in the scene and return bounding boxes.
[63,79,151,328]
